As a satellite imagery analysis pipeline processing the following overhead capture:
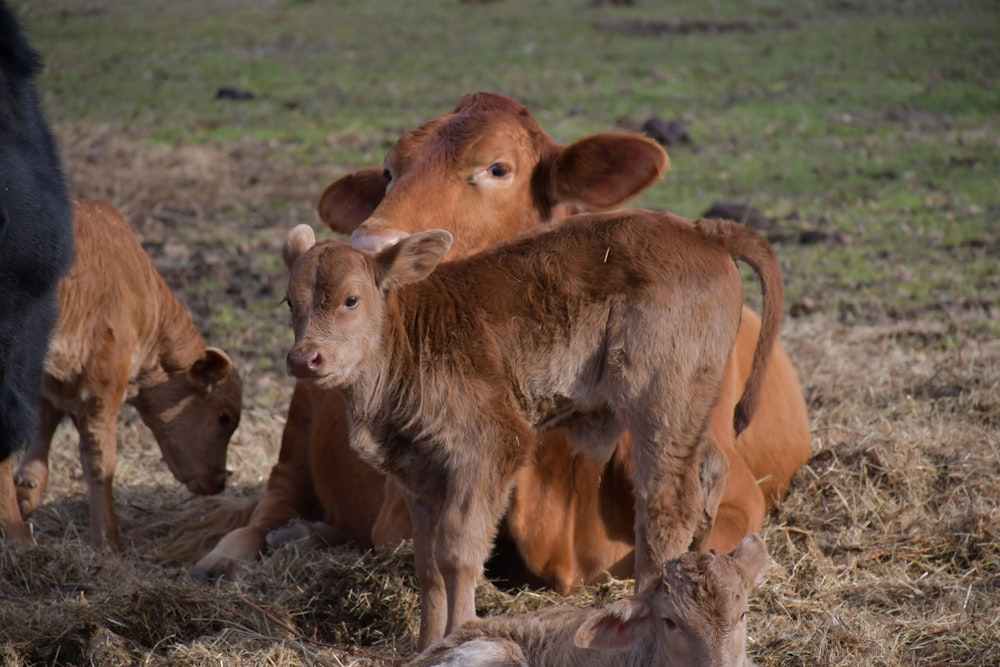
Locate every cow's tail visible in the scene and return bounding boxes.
[695,217,785,436]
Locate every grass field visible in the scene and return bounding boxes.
[2,1,998,665]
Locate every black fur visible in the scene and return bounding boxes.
[0,1,74,460]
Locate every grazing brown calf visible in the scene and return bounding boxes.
[407,534,769,667]
[191,92,811,593]
[13,200,242,551]
[281,208,783,647]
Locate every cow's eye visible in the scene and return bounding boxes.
[218,411,233,427]
[382,168,392,181]
[663,618,678,631]
[488,163,509,178]
[345,296,359,309]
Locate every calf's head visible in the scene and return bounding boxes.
[135,348,242,495]
[317,91,668,258]
[282,224,452,389]
[575,533,769,667]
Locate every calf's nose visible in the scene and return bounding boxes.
[287,348,323,378]
[186,470,228,495]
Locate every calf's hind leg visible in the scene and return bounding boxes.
[630,414,724,589]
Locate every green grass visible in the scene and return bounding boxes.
[18,0,1000,324]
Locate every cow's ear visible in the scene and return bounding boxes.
[550,134,668,210]
[376,230,452,291]
[317,168,387,234]
[283,224,317,269]
[732,533,770,585]
[574,595,653,650]
[189,347,235,389]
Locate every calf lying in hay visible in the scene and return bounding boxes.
[408,533,769,667]
[281,209,783,648]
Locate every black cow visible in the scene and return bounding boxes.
[0,1,74,543]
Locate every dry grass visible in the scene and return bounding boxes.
[1,128,998,666]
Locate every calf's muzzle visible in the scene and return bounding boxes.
[287,347,323,378]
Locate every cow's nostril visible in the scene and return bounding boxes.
[306,351,322,370]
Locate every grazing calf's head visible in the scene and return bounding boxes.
[136,348,242,496]
[317,91,668,257]
[281,224,453,388]
[575,533,769,667]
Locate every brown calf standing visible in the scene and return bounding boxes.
[13,199,242,551]
[408,533,769,667]
[282,209,783,648]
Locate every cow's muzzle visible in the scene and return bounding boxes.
[350,223,407,253]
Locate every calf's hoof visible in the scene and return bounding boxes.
[13,465,47,519]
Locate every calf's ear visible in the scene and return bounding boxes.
[732,533,770,584]
[376,229,453,291]
[574,596,653,651]
[550,134,668,210]
[283,224,318,269]
[189,347,235,390]
[317,168,387,234]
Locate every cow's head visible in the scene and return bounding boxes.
[282,224,452,389]
[574,533,769,667]
[317,91,668,259]
[133,348,242,496]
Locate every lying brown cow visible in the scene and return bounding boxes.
[281,208,784,647]
[13,199,242,551]
[407,533,769,667]
[191,93,811,593]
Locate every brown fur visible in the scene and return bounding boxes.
[407,534,769,667]
[12,200,242,551]
[282,208,783,647]
[191,92,810,592]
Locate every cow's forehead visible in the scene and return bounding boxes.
[389,105,549,171]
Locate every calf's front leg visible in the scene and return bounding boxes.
[0,459,32,545]
[405,490,449,650]
[404,426,526,649]
[14,399,65,518]
[76,410,123,552]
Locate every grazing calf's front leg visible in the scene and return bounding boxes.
[0,459,32,545]
[14,399,65,518]
[76,410,123,552]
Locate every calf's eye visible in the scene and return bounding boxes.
[345,296,359,309]
[488,163,509,178]
[218,411,232,427]
[664,618,677,631]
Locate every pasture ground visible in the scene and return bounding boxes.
[2,1,998,665]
